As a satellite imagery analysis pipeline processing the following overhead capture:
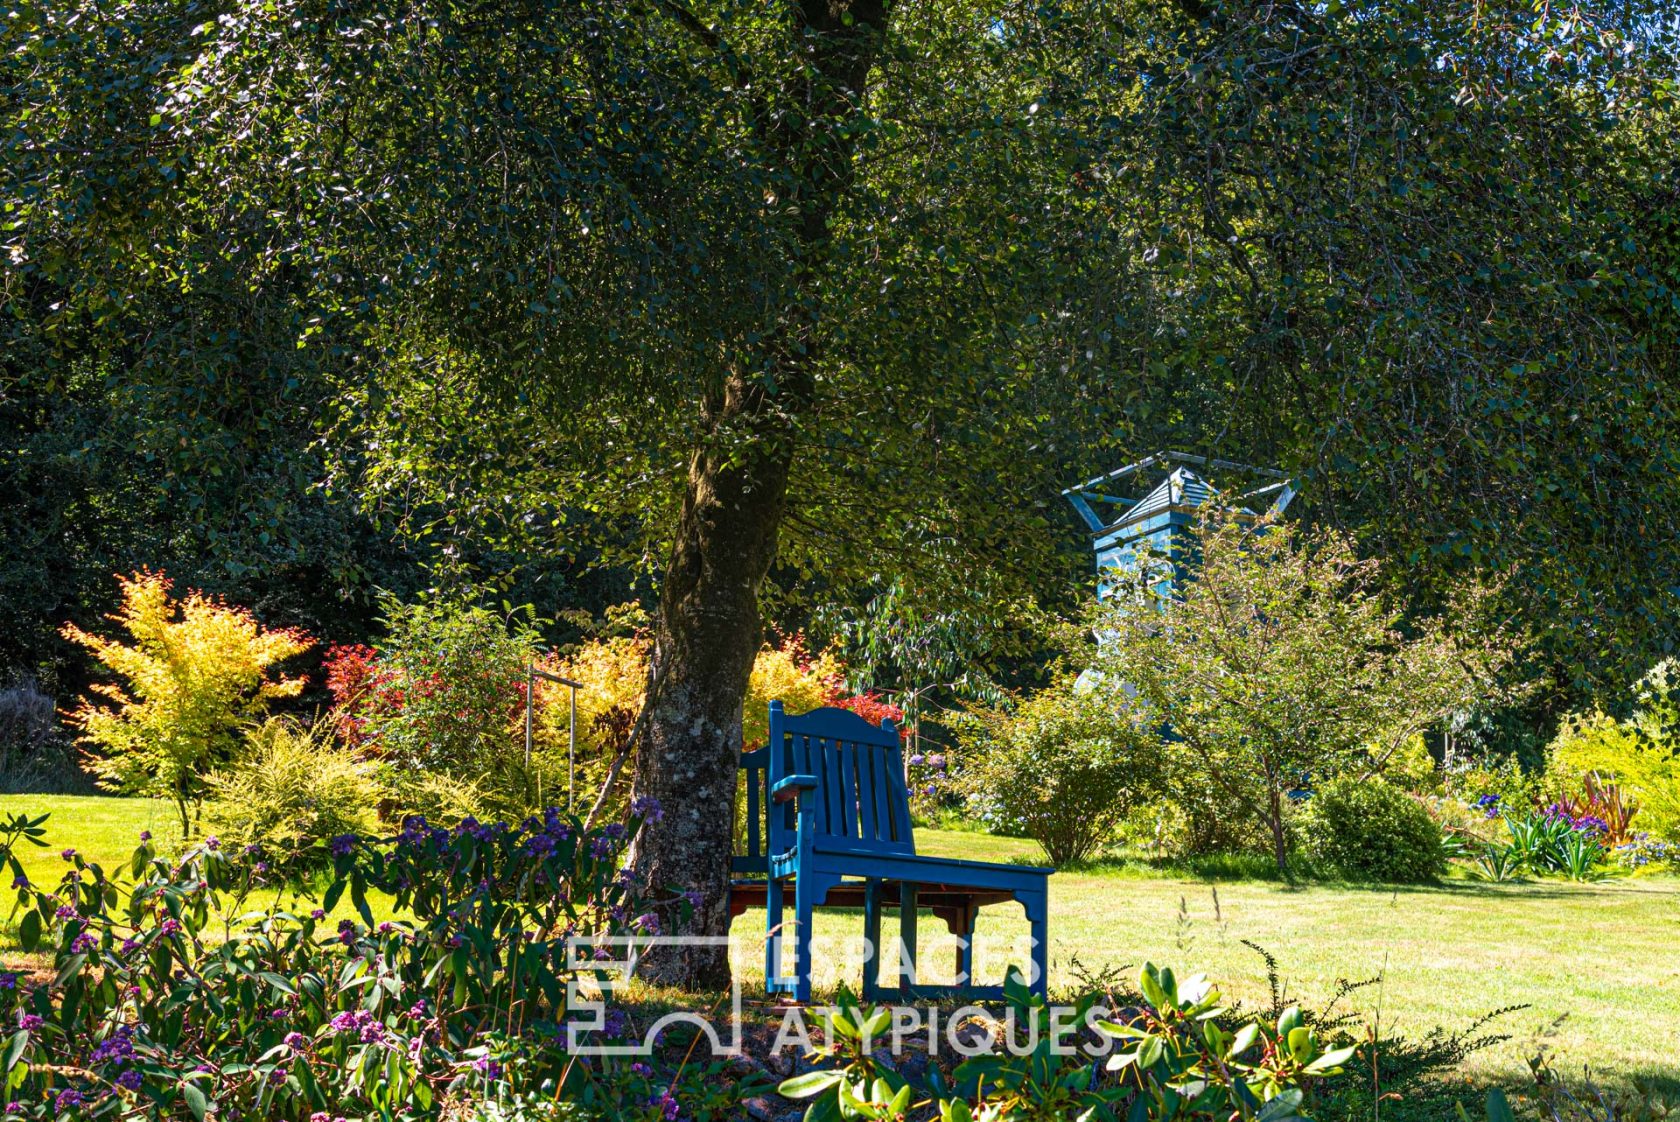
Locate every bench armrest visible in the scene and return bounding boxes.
[770,774,819,803]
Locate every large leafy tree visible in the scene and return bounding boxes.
[7,0,1680,986]
[4,0,1123,984]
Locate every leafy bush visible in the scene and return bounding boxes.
[0,799,688,1121]
[779,964,1357,1122]
[342,594,539,776]
[958,677,1166,866]
[205,717,380,871]
[60,570,312,835]
[1299,777,1446,883]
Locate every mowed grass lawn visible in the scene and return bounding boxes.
[6,795,1678,1090]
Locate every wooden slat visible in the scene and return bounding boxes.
[870,747,893,844]
[854,741,880,844]
[746,763,761,858]
[887,746,913,845]
[839,742,859,843]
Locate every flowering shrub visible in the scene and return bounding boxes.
[1546,703,1680,844]
[0,797,691,1120]
[60,570,313,836]
[1612,833,1675,872]
[1478,808,1607,881]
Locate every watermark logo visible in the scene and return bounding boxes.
[566,933,1114,1061]
[565,936,743,1056]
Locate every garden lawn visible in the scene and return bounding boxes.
[6,796,1677,1093]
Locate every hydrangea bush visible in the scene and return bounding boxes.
[0,798,698,1120]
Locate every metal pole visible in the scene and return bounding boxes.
[524,664,585,811]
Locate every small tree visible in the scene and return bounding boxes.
[61,571,312,835]
[1095,513,1512,873]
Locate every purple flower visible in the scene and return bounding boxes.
[405,1000,428,1020]
[17,1014,42,1032]
[90,1026,135,1066]
[329,834,356,857]
[377,922,395,934]
[631,796,664,823]
[682,889,704,909]
[631,1062,652,1076]
[70,932,96,953]
[284,1032,307,1050]
[10,876,26,890]
[204,836,220,851]
[158,918,182,936]
[55,903,80,920]
[310,908,326,920]
[651,1089,681,1121]
[0,974,14,990]
[909,753,926,765]
[633,913,660,936]
[138,831,151,842]
[115,1070,143,1092]
[471,1056,503,1079]
[337,920,358,946]
[54,1089,83,1110]
[60,849,76,861]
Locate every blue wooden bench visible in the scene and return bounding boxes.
[728,701,1051,1003]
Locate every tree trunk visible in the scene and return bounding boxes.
[1267,787,1290,875]
[628,376,796,989]
[627,0,891,990]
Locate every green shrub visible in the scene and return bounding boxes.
[958,676,1166,867]
[206,717,379,870]
[1299,776,1446,883]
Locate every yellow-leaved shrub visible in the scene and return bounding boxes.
[61,571,312,835]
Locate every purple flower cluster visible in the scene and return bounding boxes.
[471,1055,503,1079]
[1542,802,1609,836]
[327,1008,388,1045]
[90,1026,136,1067]
[328,834,357,857]
[630,796,664,823]
[1475,793,1502,819]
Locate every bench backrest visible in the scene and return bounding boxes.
[735,701,912,872]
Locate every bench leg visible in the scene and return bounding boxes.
[898,883,918,993]
[862,880,882,1002]
[954,901,977,987]
[765,879,785,994]
[1016,890,1049,998]
[794,873,816,1004]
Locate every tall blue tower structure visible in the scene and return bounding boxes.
[1062,452,1296,600]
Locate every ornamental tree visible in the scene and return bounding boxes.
[1094,514,1516,873]
[61,572,312,836]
